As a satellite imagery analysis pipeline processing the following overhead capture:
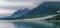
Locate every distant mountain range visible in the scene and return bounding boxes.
[0,8,30,20]
[0,2,60,20]
[12,8,29,17]
[18,2,59,19]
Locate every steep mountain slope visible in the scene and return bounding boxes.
[20,2,59,18]
[0,2,60,20]
[12,8,29,17]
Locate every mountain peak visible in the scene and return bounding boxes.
[12,8,29,17]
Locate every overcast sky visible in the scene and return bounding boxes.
[0,0,60,17]
[45,0,60,2]
[0,0,45,17]
[0,0,44,9]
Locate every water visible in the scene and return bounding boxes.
[0,15,58,28]
[0,20,59,28]
[13,21,59,28]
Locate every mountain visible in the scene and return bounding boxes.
[19,2,59,18]
[0,2,60,20]
[0,8,30,20]
[46,14,60,20]
[11,8,29,17]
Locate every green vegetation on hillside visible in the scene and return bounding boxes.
[46,14,60,20]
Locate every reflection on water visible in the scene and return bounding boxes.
[13,21,59,28]
[0,20,59,28]
[52,22,60,28]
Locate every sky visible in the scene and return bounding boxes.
[0,0,60,17]
[0,0,45,9]
[0,0,44,17]
[45,0,60,2]
[0,0,44,9]
[1,0,60,17]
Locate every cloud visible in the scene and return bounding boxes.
[0,9,17,17]
[0,0,45,9]
[0,0,35,9]
[0,0,45,17]
[45,0,60,2]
